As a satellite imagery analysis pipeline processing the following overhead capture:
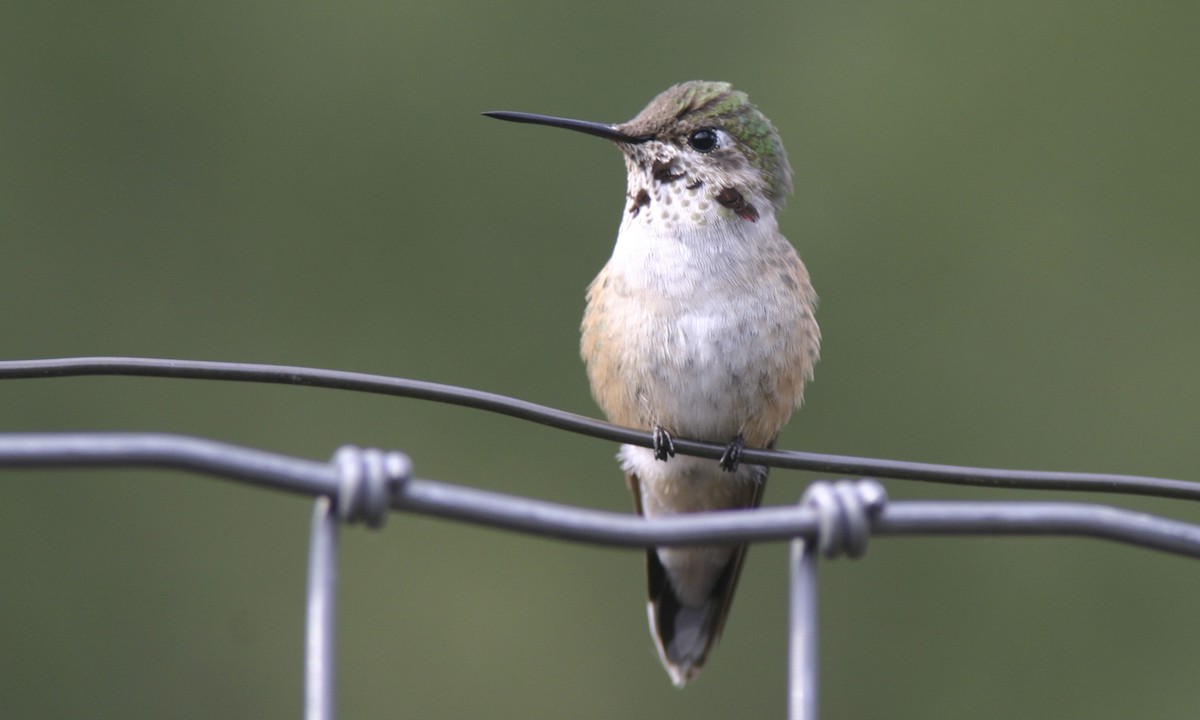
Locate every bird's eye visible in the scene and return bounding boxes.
[687,128,719,153]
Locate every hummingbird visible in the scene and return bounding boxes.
[485,81,819,686]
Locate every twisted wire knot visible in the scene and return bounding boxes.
[800,479,888,558]
[331,446,411,528]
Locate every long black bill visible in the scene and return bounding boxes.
[482,111,652,144]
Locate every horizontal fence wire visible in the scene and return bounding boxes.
[4,356,1200,720]
[1,356,1196,499]
[2,431,1200,556]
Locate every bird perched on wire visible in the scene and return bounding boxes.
[486,81,819,685]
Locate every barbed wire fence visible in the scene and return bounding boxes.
[2,356,1199,720]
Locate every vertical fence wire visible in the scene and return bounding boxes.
[788,535,820,720]
[306,496,339,720]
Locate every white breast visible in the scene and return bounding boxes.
[601,210,797,440]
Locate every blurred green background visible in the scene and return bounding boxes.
[2,1,1198,718]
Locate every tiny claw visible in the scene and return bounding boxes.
[719,434,745,472]
[652,425,676,462]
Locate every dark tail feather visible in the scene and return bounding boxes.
[628,467,767,686]
[646,543,750,686]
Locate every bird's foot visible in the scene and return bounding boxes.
[652,425,676,462]
[718,434,745,472]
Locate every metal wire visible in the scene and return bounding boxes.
[306,497,339,720]
[8,435,1200,720]
[789,533,819,720]
[2,357,1199,720]
[2,432,1200,556]
[0,356,1195,500]
[302,447,412,720]
[788,480,889,720]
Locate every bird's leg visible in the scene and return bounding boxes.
[652,425,676,462]
[718,434,745,472]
